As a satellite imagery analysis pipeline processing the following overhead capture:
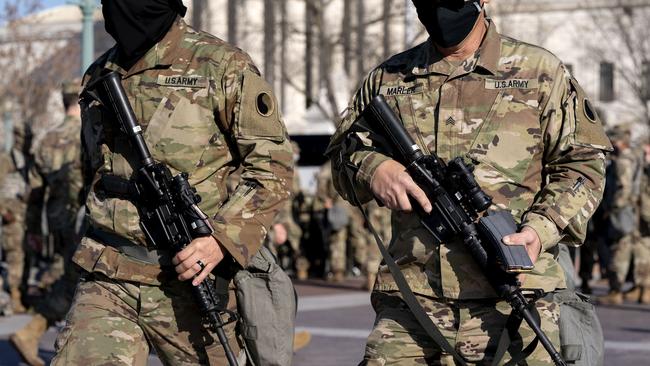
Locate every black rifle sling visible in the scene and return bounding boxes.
[492,309,540,365]
[343,166,467,366]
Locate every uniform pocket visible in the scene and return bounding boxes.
[468,91,542,185]
[143,91,222,177]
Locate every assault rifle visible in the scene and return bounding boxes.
[358,95,566,366]
[87,72,239,366]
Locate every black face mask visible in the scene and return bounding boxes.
[413,0,483,48]
[101,0,187,69]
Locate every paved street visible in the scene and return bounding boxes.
[1,278,649,365]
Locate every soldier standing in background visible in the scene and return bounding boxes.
[269,141,309,279]
[599,126,643,305]
[0,117,31,314]
[624,142,650,304]
[328,0,610,363]
[316,160,368,283]
[0,151,14,315]
[51,1,293,364]
[10,80,84,366]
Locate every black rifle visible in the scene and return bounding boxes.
[359,95,566,366]
[88,71,239,366]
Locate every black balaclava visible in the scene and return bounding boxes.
[102,0,188,69]
[413,0,484,48]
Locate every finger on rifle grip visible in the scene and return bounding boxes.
[397,192,413,212]
[407,183,432,213]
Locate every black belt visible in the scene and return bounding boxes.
[87,227,173,266]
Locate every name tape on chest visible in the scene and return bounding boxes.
[379,84,424,97]
[157,75,207,89]
[485,79,539,90]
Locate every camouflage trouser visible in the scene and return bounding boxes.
[330,205,368,273]
[361,292,560,366]
[52,273,242,366]
[1,219,25,289]
[635,237,650,287]
[611,233,650,287]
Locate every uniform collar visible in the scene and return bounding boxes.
[104,16,187,78]
[411,20,501,78]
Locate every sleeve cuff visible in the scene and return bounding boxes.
[522,213,563,252]
[210,222,258,268]
[356,152,392,192]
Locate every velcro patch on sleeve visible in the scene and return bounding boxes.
[485,79,539,90]
[157,75,207,88]
[237,70,285,141]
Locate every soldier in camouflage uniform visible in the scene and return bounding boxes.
[51,1,293,365]
[316,160,368,282]
[612,141,650,305]
[327,1,610,364]
[0,151,14,315]
[598,126,644,305]
[268,141,308,278]
[0,116,30,314]
[636,143,650,304]
[10,80,83,366]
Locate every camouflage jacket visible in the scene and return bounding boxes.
[74,18,293,283]
[32,115,83,228]
[327,22,611,299]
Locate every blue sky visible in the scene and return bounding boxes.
[42,0,67,8]
[0,0,87,13]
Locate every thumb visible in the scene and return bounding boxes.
[502,232,532,246]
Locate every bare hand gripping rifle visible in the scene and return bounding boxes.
[87,71,239,366]
[352,95,566,366]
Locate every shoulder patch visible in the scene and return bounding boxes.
[237,70,284,142]
[569,77,613,152]
[157,75,207,88]
[485,79,539,90]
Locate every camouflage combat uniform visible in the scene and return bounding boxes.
[8,82,84,366]
[51,18,293,365]
[31,110,84,320]
[608,146,644,292]
[638,155,650,294]
[328,21,610,365]
[0,121,30,313]
[316,161,368,278]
